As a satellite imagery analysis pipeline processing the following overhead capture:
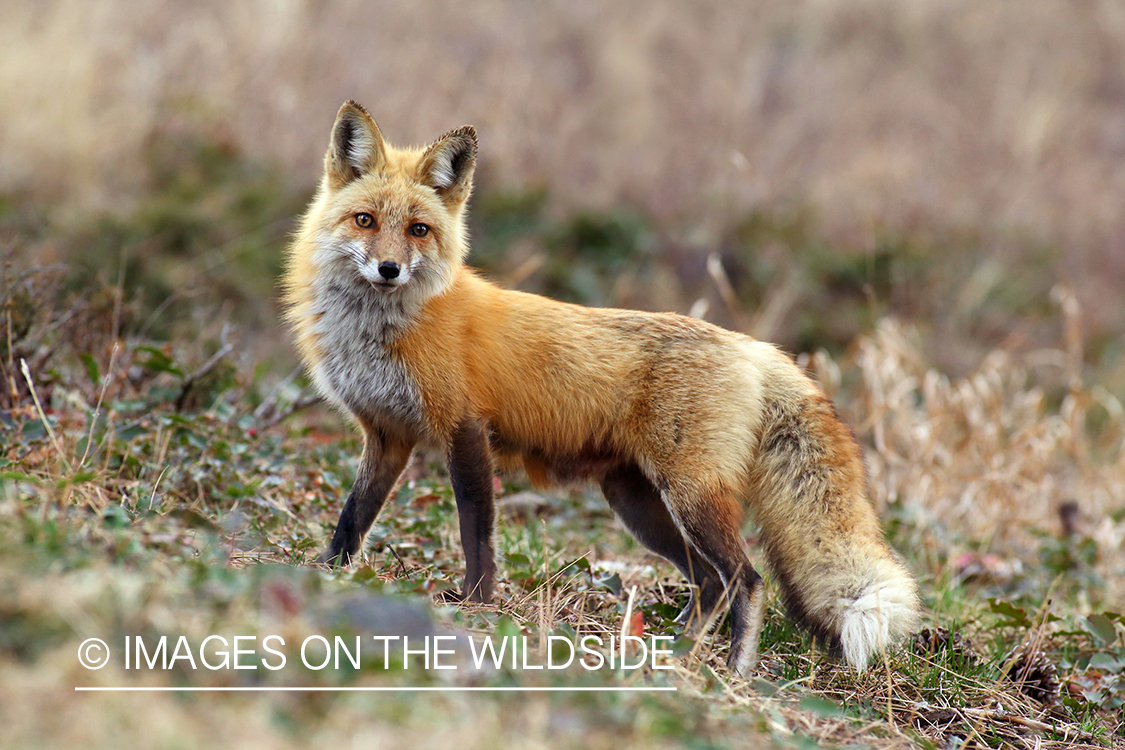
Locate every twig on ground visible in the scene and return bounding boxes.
[960,707,1098,745]
[20,358,65,461]
[909,699,1100,746]
[253,363,304,420]
[174,328,234,412]
[255,391,322,429]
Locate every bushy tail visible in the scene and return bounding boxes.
[750,385,921,671]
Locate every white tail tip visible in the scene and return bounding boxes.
[839,579,920,671]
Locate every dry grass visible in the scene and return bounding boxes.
[4,0,1125,337]
[841,311,1125,605]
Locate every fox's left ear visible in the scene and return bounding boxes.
[419,126,477,206]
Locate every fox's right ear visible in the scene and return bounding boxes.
[325,101,386,190]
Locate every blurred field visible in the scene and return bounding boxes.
[3,2,1125,749]
[4,0,1125,354]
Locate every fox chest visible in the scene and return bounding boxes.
[309,285,425,432]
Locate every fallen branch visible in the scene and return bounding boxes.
[910,700,1100,746]
[174,338,235,413]
[255,390,321,430]
[960,707,1098,745]
[253,364,304,421]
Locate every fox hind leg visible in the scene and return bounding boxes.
[600,465,724,634]
[661,485,765,678]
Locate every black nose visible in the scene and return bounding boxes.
[378,261,400,280]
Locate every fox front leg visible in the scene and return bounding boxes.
[318,427,415,565]
[447,420,497,602]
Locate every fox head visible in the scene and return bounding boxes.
[304,101,477,303]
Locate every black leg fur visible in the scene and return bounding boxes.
[600,464,725,630]
[659,489,764,676]
[448,420,496,602]
[318,429,414,565]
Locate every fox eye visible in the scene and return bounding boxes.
[355,213,374,228]
[409,223,430,238]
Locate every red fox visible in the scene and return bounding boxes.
[282,101,921,675]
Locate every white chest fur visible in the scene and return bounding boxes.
[307,275,425,432]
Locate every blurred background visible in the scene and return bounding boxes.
[2,0,1124,377]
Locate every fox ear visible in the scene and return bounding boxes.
[325,101,386,190]
[419,126,477,205]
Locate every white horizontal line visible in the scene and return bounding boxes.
[75,686,677,692]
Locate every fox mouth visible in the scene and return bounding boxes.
[369,280,400,293]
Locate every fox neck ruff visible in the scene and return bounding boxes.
[303,237,447,433]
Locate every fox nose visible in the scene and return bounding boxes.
[377,261,400,280]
